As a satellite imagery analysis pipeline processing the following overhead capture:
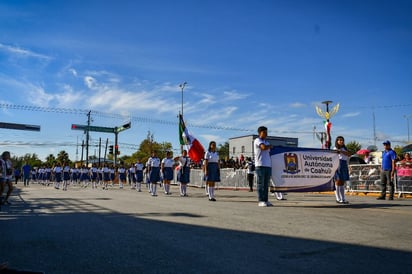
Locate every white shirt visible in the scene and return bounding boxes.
[334,146,349,162]
[162,158,174,168]
[204,151,219,163]
[148,157,161,168]
[254,137,271,167]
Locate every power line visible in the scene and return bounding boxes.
[0,103,408,143]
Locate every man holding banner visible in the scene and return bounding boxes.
[254,126,273,207]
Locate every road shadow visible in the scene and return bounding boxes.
[1,190,411,274]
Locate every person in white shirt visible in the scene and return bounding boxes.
[254,126,273,207]
[161,151,174,195]
[333,136,351,204]
[175,150,191,196]
[204,141,220,201]
[135,159,144,192]
[0,151,14,205]
[147,151,161,196]
[53,163,63,189]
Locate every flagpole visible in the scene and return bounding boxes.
[179,82,187,153]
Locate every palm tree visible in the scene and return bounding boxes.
[57,150,71,164]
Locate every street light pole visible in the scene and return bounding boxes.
[179,82,187,116]
[404,114,412,143]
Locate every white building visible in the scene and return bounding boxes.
[229,134,298,160]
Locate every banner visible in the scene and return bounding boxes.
[270,147,340,192]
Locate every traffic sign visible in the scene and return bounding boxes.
[71,124,115,133]
[0,122,41,131]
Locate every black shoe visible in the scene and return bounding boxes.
[209,198,216,201]
[388,197,394,200]
[376,196,386,200]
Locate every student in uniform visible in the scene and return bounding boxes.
[204,141,220,201]
[128,164,137,189]
[53,163,63,189]
[175,150,191,197]
[161,151,174,195]
[147,151,161,196]
[118,164,127,189]
[90,164,99,189]
[102,164,110,190]
[62,162,71,191]
[333,136,351,204]
[135,159,144,192]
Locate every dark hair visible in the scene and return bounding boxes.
[335,136,346,149]
[208,141,216,152]
[257,126,267,133]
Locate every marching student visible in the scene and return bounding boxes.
[161,151,174,195]
[175,150,191,197]
[102,164,110,190]
[71,166,79,185]
[118,164,127,189]
[53,163,63,189]
[90,164,99,189]
[110,164,116,187]
[62,162,71,191]
[79,165,90,188]
[135,159,144,192]
[128,164,136,189]
[204,141,220,201]
[147,151,161,196]
[333,136,350,204]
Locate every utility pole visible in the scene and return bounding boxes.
[86,111,91,167]
[404,114,412,143]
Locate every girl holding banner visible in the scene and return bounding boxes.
[334,136,351,204]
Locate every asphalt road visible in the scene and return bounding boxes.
[1,183,411,274]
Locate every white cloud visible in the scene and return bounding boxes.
[290,102,306,108]
[0,43,51,60]
[342,112,360,118]
[69,68,78,77]
[27,86,54,107]
[222,90,248,101]
[84,76,97,89]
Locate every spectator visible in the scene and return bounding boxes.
[245,157,255,192]
[377,140,397,200]
[0,151,14,205]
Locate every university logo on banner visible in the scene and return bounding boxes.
[283,153,300,174]
[271,147,340,192]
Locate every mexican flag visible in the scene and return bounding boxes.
[179,114,205,163]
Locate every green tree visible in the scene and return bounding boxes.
[128,131,173,165]
[218,141,229,160]
[346,141,361,156]
[57,150,71,164]
[393,145,402,158]
[45,154,56,166]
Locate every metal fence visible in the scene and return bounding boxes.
[174,168,254,190]
[175,165,412,197]
[349,164,412,197]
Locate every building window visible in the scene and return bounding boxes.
[241,146,245,153]
[232,147,236,155]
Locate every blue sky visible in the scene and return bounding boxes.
[0,0,411,161]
